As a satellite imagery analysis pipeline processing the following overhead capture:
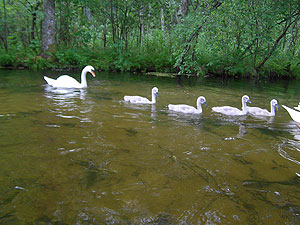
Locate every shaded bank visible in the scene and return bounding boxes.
[0,46,299,80]
[1,1,300,80]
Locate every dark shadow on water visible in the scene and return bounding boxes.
[122,128,138,137]
[255,127,288,137]
[232,155,253,165]
[69,158,121,189]
[243,176,300,188]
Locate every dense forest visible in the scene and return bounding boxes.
[0,0,300,78]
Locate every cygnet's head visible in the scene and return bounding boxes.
[197,96,207,106]
[152,87,159,97]
[271,99,279,109]
[242,95,252,104]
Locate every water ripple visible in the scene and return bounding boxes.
[278,139,300,166]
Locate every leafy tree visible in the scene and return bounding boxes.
[0,0,300,78]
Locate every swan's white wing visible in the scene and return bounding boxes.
[212,106,244,116]
[44,75,81,88]
[294,106,300,111]
[282,105,300,123]
[295,102,300,111]
[124,96,151,104]
[55,75,81,88]
[44,76,56,86]
[168,104,198,114]
[248,106,270,116]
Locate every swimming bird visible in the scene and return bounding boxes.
[294,103,300,111]
[248,99,279,117]
[282,105,300,123]
[124,87,159,104]
[168,96,207,114]
[212,95,252,116]
[44,65,95,88]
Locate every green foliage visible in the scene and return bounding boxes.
[55,49,88,67]
[0,52,16,67]
[1,0,300,79]
[24,56,52,70]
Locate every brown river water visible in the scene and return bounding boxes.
[0,69,300,224]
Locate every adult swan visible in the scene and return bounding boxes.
[44,65,95,88]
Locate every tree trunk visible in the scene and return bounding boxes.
[41,0,56,59]
[20,26,27,48]
[181,0,189,16]
[256,13,300,70]
[59,2,70,46]
[3,0,8,52]
[110,0,116,43]
[147,4,151,34]
[161,8,165,31]
[85,6,91,21]
[103,22,107,48]
[176,2,222,74]
[138,7,144,46]
[31,1,41,41]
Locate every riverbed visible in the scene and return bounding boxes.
[0,69,299,224]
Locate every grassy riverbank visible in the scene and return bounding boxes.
[1,46,300,79]
[1,1,300,79]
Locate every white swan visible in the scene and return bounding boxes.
[168,96,207,114]
[248,99,279,117]
[282,105,300,123]
[44,65,95,88]
[212,95,252,116]
[124,87,158,104]
[294,103,300,111]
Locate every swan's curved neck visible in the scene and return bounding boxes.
[151,92,157,104]
[270,103,276,116]
[80,69,88,88]
[242,100,248,113]
[196,100,203,113]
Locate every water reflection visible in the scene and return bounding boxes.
[167,108,203,123]
[44,85,92,122]
[277,121,300,175]
[151,104,157,120]
[236,124,247,139]
[250,115,275,123]
[44,85,87,102]
[122,101,159,123]
[278,139,300,166]
[2,70,300,224]
[282,120,300,140]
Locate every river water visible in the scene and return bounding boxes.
[0,69,300,224]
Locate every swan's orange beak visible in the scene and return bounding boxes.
[91,71,96,77]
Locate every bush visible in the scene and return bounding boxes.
[0,52,16,67]
[55,49,88,67]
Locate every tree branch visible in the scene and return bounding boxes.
[256,13,300,70]
[176,1,222,74]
